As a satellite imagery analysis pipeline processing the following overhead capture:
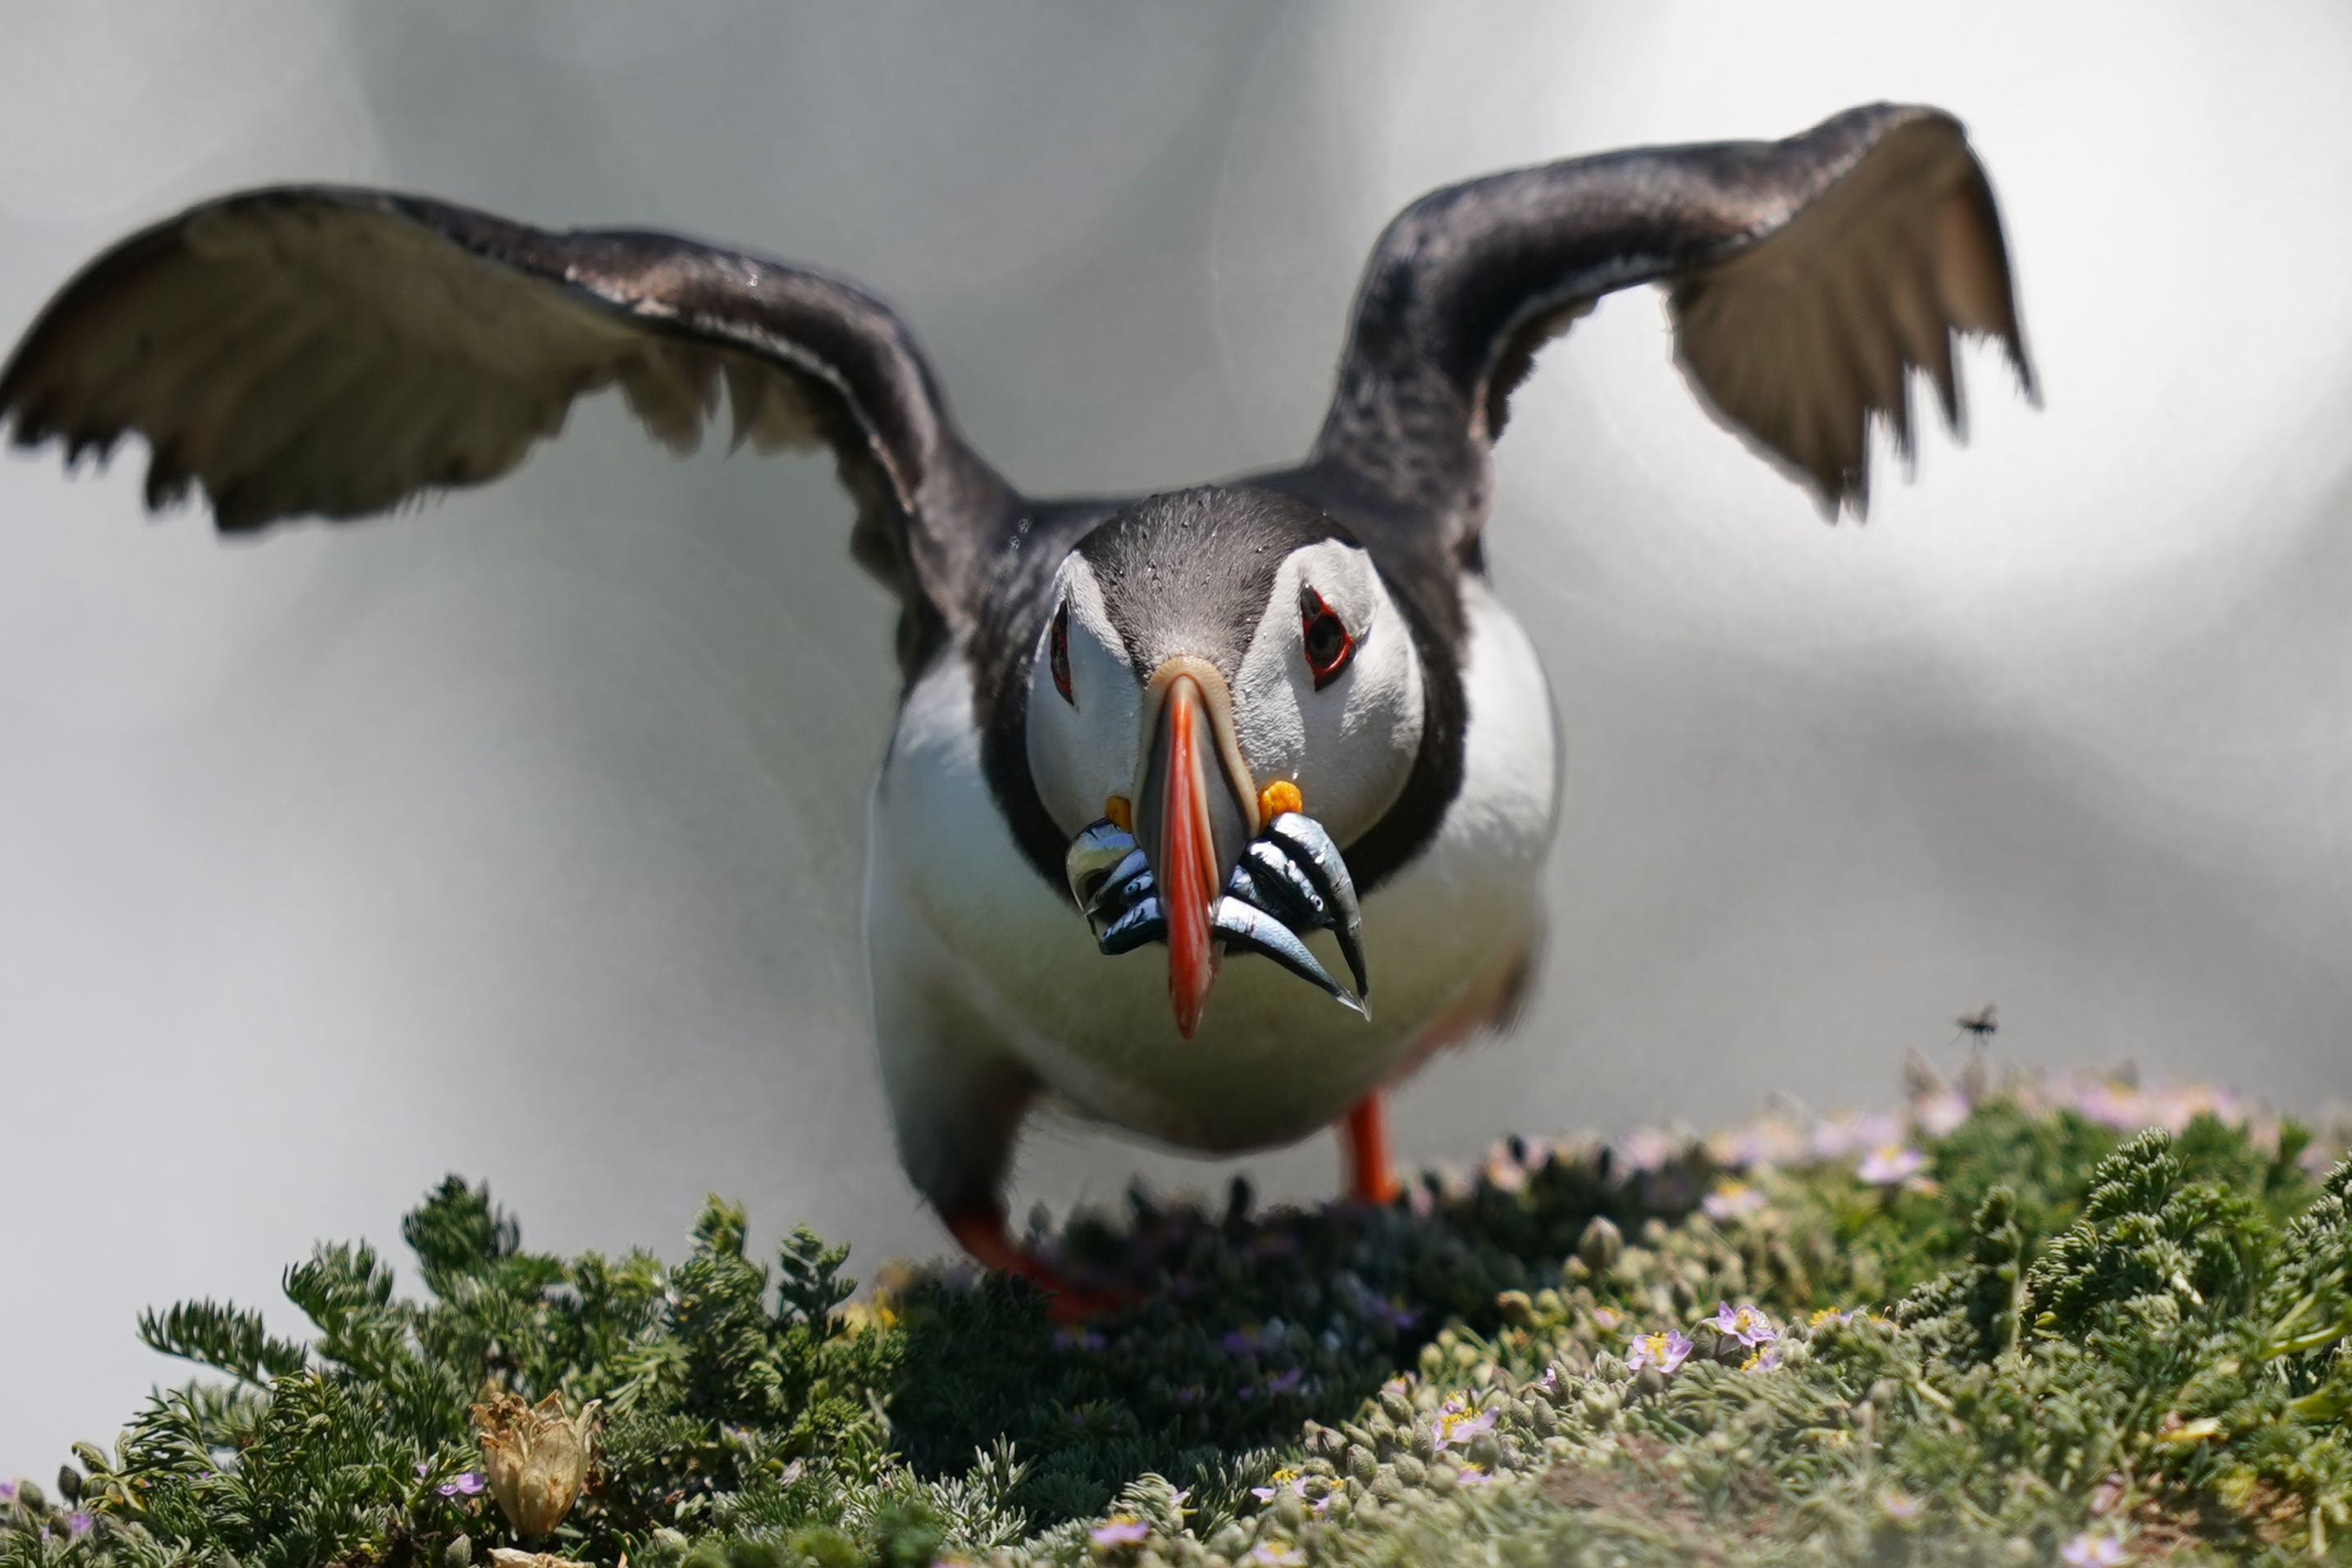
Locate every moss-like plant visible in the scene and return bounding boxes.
[5,1073,2348,1566]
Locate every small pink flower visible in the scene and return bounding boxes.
[1626,1329,1693,1374]
[1702,1181,1767,1222]
[1811,1112,1900,1160]
[1089,1516,1151,1547]
[1614,1128,1678,1174]
[1454,1462,1492,1487]
[1433,1396,1497,1450]
[2060,1532,2130,1566]
[1912,1089,1971,1138]
[1877,1488,1923,1522]
[2075,1083,2144,1131]
[1857,1144,1929,1185]
[1711,1301,1776,1347]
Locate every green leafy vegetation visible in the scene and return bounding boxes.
[6,1070,2349,1566]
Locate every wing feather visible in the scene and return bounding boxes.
[2,186,1014,671]
[1312,103,2032,539]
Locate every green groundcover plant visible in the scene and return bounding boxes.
[7,1068,2351,1566]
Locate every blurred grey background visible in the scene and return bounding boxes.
[4,1,2349,1471]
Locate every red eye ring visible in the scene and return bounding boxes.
[1049,600,1075,705]
[1299,586,1356,689]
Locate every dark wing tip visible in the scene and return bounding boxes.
[1670,103,2034,522]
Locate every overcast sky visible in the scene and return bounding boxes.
[4,1,2349,1473]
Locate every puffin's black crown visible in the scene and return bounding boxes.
[1073,486,1355,679]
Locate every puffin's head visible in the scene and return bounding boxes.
[1025,486,1424,1036]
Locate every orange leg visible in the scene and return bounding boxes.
[943,1205,1131,1324]
[1343,1092,1402,1206]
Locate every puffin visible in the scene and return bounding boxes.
[1,103,2031,1310]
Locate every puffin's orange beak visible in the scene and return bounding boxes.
[1134,660,1256,1038]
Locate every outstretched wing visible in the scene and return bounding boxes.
[1312,103,2032,543]
[0,186,1016,670]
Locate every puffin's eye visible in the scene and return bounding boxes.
[1049,600,1075,705]
[1299,586,1356,689]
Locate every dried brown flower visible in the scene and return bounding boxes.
[470,1393,600,1538]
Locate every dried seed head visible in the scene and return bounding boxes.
[470,1393,600,1538]
[1577,1216,1624,1274]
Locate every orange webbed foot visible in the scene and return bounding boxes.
[943,1206,1137,1323]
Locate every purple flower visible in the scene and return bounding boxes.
[1857,1144,1929,1186]
[1811,1111,1903,1160]
[1219,1326,1262,1357]
[1374,1297,1420,1332]
[1053,1327,1107,1352]
[2075,1083,2144,1132]
[1626,1329,1693,1375]
[1702,1181,1767,1222]
[1264,1367,1304,1397]
[1484,1149,1528,1193]
[2060,1532,2131,1566]
[1912,1088,1971,1138]
[1249,1469,1307,1504]
[67,1512,93,1536]
[1711,1301,1777,1347]
[1245,1546,1305,1568]
[1433,1395,1497,1450]
[0,1480,16,1503]
[1613,1128,1678,1174]
[1743,1344,1782,1374]
[1708,1117,1807,1168]
[436,1471,485,1498]
[1454,1462,1491,1487]
[1088,1516,1151,1547]
[1878,1488,1923,1522]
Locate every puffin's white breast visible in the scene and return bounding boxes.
[867,581,1559,1154]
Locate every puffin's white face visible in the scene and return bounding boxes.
[1024,551,1145,836]
[1025,536,1424,851]
[1025,517,1424,1036]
